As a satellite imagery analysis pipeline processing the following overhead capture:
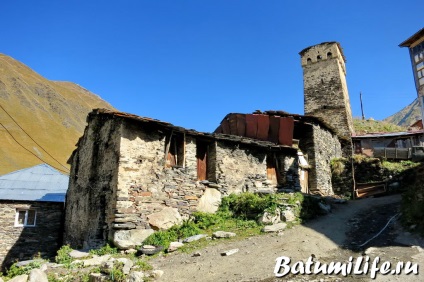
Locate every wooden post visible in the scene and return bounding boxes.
[360,92,365,120]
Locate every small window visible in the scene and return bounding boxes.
[327,52,332,58]
[307,58,312,64]
[317,55,322,61]
[15,209,37,227]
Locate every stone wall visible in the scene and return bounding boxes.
[301,42,354,143]
[64,113,299,249]
[297,122,342,195]
[0,201,64,270]
[64,114,122,249]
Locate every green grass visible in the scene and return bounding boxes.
[353,118,406,135]
[141,192,323,254]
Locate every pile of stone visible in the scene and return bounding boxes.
[3,249,164,282]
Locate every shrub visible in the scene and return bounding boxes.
[6,260,43,278]
[142,229,178,250]
[135,259,153,271]
[192,212,226,229]
[89,243,118,256]
[55,245,73,265]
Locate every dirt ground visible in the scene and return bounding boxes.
[150,194,424,282]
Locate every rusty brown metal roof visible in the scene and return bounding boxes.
[89,109,297,152]
[399,28,424,47]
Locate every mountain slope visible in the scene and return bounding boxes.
[384,98,421,127]
[0,54,115,175]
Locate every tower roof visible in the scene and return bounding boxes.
[399,28,424,47]
[299,41,346,62]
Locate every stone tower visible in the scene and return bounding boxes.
[300,42,354,142]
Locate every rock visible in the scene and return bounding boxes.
[69,250,90,259]
[192,252,201,257]
[168,242,184,252]
[8,275,28,282]
[39,264,48,272]
[281,209,296,222]
[221,249,239,256]
[262,223,287,233]
[364,247,378,255]
[148,207,183,230]
[113,229,155,249]
[28,269,48,282]
[200,180,209,184]
[197,188,222,213]
[89,273,108,282]
[125,271,144,282]
[254,181,263,188]
[183,234,207,243]
[207,183,221,188]
[100,260,114,274]
[142,245,156,249]
[125,249,137,255]
[258,209,281,225]
[116,258,134,275]
[318,202,331,214]
[212,231,236,238]
[83,255,111,267]
[15,259,44,267]
[0,277,3,282]
[151,270,164,278]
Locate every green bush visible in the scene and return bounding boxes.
[55,245,73,265]
[6,260,43,278]
[143,229,178,250]
[89,243,118,256]
[135,259,153,271]
[192,212,226,229]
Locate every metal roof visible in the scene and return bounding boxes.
[0,164,69,202]
[352,130,424,139]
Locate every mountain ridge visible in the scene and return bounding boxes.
[0,53,115,175]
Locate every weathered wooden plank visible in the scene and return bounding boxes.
[256,115,269,141]
[245,115,258,139]
[278,117,294,146]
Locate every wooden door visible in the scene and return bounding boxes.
[197,142,208,181]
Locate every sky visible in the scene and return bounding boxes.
[0,1,422,132]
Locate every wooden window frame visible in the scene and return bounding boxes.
[165,133,185,168]
[15,209,37,227]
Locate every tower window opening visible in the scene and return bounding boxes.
[307,58,312,64]
[327,52,332,58]
[317,55,322,61]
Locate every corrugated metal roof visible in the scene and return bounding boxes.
[0,164,69,202]
[352,130,424,139]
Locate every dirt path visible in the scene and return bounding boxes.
[150,194,424,282]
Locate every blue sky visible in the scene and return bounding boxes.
[0,1,422,132]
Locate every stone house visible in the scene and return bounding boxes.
[0,164,68,270]
[64,41,355,250]
[214,111,345,195]
[64,109,307,249]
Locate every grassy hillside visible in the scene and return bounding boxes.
[0,54,115,175]
[384,98,421,127]
[353,118,406,135]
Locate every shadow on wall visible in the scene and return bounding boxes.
[1,201,64,271]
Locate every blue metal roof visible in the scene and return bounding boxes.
[0,164,69,202]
